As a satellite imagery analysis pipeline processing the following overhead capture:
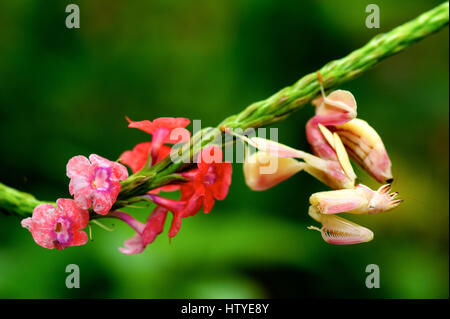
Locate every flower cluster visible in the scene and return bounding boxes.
[22,155,128,250]
[115,117,232,254]
[237,72,401,244]
[117,144,232,254]
[21,116,233,254]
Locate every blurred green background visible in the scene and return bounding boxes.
[0,0,448,298]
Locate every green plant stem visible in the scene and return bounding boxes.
[220,1,449,130]
[0,183,48,218]
[0,1,448,218]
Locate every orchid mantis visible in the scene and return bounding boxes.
[231,72,401,244]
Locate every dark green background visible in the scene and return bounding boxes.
[0,0,448,298]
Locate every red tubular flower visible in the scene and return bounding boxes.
[183,145,233,213]
[167,189,203,238]
[126,116,191,165]
[21,199,89,250]
[146,145,233,239]
[126,117,191,142]
[142,206,169,245]
[145,193,198,239]
[119,142,172,173]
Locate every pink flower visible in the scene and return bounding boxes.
[118,233,146,255]
[67,154,129,215]
[114,211,146,255]
[114,207,168,255]
[21,199,89,250]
